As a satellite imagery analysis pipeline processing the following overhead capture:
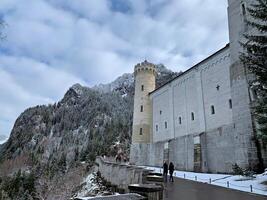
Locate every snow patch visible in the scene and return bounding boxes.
[143,166,267,196]
[77,173,99,197]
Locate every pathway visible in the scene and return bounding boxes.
[163,177,266,200]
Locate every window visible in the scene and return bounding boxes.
[165,121,168,129]
[242,3,246,16]
[179,117,182,125]
[140,105,143,112]
[229,99,232,109]
[216,85,220,91]
[139,128,143,135]
[191,112,195,121]
[211,105,215,115]
[241,3,248,31]
[141,85,144,91]
[156,125,158,132]
[160,110,162,115]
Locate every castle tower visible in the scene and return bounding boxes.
[132,60,156,143]
[228,0,263,170]
[130,61,156,165]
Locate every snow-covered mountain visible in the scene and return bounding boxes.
[0,63,179,199]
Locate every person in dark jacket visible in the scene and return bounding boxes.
[169,162,174,182]
[163,161,168,182]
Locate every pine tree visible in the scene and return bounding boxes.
[241,0,267,144]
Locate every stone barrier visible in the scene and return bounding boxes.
[95,157,152,192]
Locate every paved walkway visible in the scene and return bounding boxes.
[163,177,266,200]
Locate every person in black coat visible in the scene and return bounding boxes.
[163,161,168,182]
[169,162,174,182]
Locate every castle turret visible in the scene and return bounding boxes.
[132,60,156,143]
[228,0,263,170]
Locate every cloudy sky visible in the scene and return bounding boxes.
[0,0,229,138]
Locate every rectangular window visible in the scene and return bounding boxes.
[191,112,195,121]
[242,3,246,16]
[140,105,143,112]
[141,85,144,91]
[156,125,158,132]
[211,105,215,115]
[229,99,232,109]
[179,117,182,125]
[165,121,168,129]
[139,128,143,135]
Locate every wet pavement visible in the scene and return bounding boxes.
[163,177,266,200]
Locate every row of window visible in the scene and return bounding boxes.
[156,99,232,116]
[154,99,233,131]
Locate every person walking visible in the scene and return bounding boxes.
[169,162,174,182]
[163,161,168,182]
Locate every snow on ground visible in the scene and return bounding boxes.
[143,166,267,196]
[76,173,100,198]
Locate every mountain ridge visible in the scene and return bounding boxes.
[0,63,180,199]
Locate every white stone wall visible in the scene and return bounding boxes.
[201,52,232,130]
[151,47,232,143]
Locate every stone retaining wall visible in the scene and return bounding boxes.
[95,157,151,192]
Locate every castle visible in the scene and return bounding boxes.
[130,0,267,173]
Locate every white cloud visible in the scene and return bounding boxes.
[0,0,229,136]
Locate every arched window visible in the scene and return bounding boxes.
[179,117,182,125]
[140,105,143,112]
[156,125,158,132]
[242,3,246,16]
[191,112,195,121]
[229,99,232,109]
[141,85,144,91]
[165,121,168,129]
[139,128,143,135]
[241,3,248,31]
[211,105,215,115]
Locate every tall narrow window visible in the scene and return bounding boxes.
[160,110,162,115]
[156,125,158,132]
[211,105,215,115]
[179,117,182,125]
[191,112,195,121]
[139,128,143,135]
[140,105,143,112]
[242,3,246,16]
[165,121,168,129]
[141,85,144,91]
[229,99,232,109]
[241,3,248,31]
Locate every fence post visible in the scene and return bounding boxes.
[195,176,197,181]
[184,174,186,179]
[227,181,229,188]
[250,185,253,193]
[209,178,211,184]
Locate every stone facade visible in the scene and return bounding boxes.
[96,157,151,192]
[130,0,267,173]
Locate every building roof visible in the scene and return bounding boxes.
[149,43,230,95]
